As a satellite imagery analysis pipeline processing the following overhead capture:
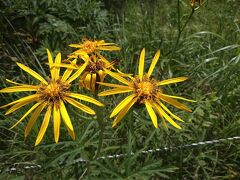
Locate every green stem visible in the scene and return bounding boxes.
[94,92,104,159]
[167,0,195,57]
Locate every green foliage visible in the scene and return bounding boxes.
[1,0,240,179]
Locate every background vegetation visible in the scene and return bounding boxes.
[0,0,240,179]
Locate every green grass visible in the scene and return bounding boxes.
[0,0,240,179]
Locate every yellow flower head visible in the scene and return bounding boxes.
[98,48,195,129]
[79,54,117,92]
[69,38,121,58]
[56,53,117,93]
[0,49,104,146]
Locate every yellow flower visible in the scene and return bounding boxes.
[56,53,117,93]
[0,49,104,145]
[69,38,121,58]
[79,54,117,92]
[98,48,195,129]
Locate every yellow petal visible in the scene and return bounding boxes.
[10,102,41,129]
[98,70,105,82]
[0,85,38,93]
[97,82,132,89]
[17,63,48,85]
[25,103,46,137]
[110,94,136,118]
[61,59,77,81]
[69,44,82,48]
[153,102,181,129]
[54,52,61,80]
[98,88,133,97]
[59,100,74,132]
[67,60,89,83]
[147,50,160,77]
[47,49,54,78]
[97,46,121,51]
[6,79,25,86]
[5,97,36,115]
[157,77,188,86]
[53,103,61,143]
[64,97,95,115]
[104,68,130,85]
[138,48,145,80]
[145,100,158,128]
[160,95,192,112]
[35,105,52,146]
[157,101,184,122]
[161,93,196,102]
[66,126,76,140]
[51,63,77,69]
[1,94,39,109]
[84,74,92,90]
[97,53,112,65]
[112,97,137,127]
[91,73,96,92]
[67,93,104,106]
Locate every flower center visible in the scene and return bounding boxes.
[133,75,160,103]
[82,40,97,54]
[85,60,104,73]
[38,79,69,104]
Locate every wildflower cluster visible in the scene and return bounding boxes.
[0,38,195,145]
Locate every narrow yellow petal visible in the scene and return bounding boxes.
[53,103,61,143]
[84,74,92,90]
[157,101,184,122]
[61,59,77,81]
[99,42,117,46]
[64,97,95,115]
[10,102,41,129]
[25,102,46,137]
[51,63,77,69]
[67,60,89,83]
[35,105,52,146]
[98,70,105,82]
[97,82,132,89]
[54,52,61,80]
[112,97,137,127]
[104,68,130,85]
[110,94,136,118]
[1,94,39,109]
[91,73,96,92]
[69,44,82,48]
[97,53,112,65]
[17,63,48,85]
[97,46,121,51]
[0,85,38,93]
[59,100,74,131]
[153,102,182,129]
[160,95,192,112]
[138,48,145,80]
[145,100,158,128]
[66,126,76,140]
[98,88,133,97]
[161,93,196,102]
[157,77,188,86]
[5,97,36,115]
[67,93,104,106]
[6,79,25,86]
[47,49,54,78]
[147,50,160,77]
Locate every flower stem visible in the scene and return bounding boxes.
[93,92,104,159]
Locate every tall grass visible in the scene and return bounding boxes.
[0,0,240,179]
